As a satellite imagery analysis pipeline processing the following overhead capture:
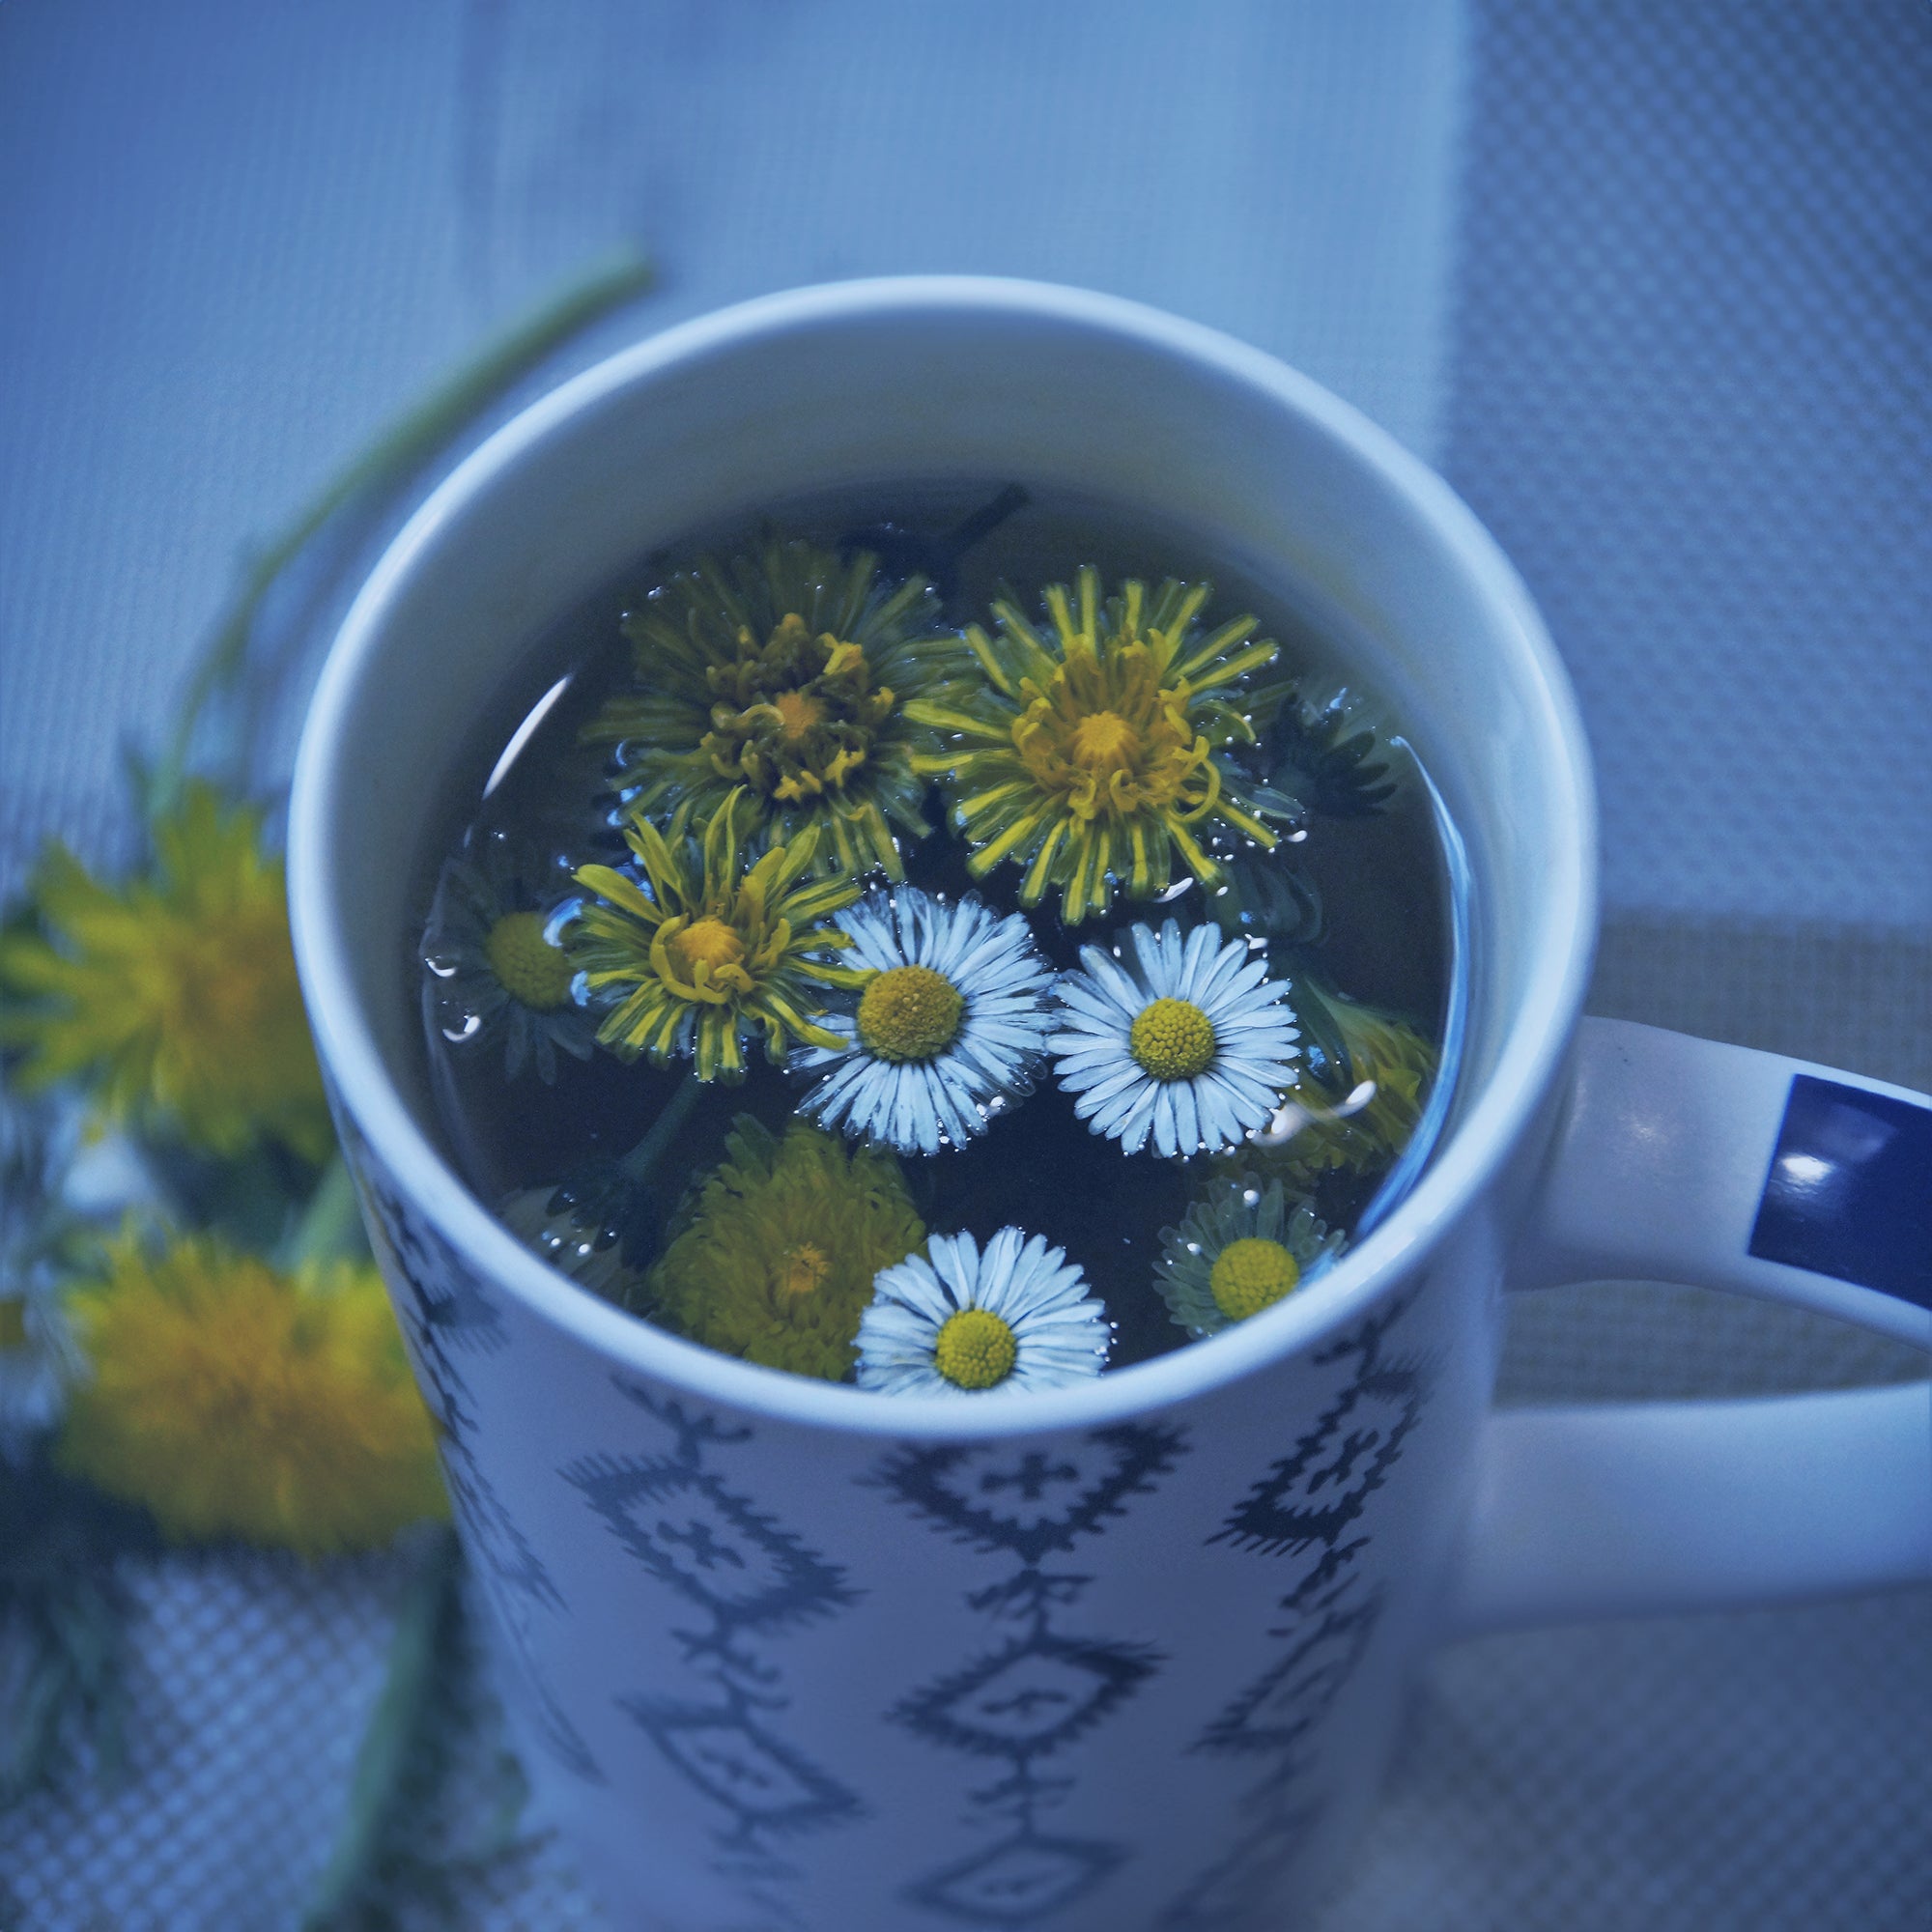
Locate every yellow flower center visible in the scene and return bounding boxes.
[668,917,748,980]
[1068,708,1143,772]
[772,688,826,741]
[1208,1236,1301,1321]
[483,911,574,1011]
[775,1242,832,1300]
[1128,997,1216,1082]
[856,964,965,1063]
[933,1307,1018,1389]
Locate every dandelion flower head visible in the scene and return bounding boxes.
[906,568,1283,923]
[856,1226,1110,1396]
[56,1233,445,1557]
[1242,990,1437,1189]
[647,1118,925,1380]
[791,887,1056,1154]
[567,789,868,1083]
[1051,918,1299,1157]
[588,539,969,879]
[0,783,331,1162]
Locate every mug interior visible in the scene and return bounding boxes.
[289,276,1597,1437]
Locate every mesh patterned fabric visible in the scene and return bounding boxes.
[0,1,1926,1927]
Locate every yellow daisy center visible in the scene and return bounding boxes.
[1068,708,1143,773]
[1129,996,1216,1082]
[668,917,748,980]
[856,964,965,1063]
[773,688,826,741]
[775,1242,832,1300]
[1208,1236,1301,1321]
[933,1307,1018,1389]
[483,911,574,1011]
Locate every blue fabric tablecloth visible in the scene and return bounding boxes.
[1,4,1926,1926]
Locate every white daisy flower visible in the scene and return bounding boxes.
[856,1227,1111,1395]
[791,888,1056,1154]
[1153,1175,1344,1339]
[1050,919,1299,1157]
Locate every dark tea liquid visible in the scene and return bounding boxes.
[412,483,1465,1373]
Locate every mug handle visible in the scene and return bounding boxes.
[1448,1017,1932,1636]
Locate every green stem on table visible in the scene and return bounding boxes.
[149,243,656,819]
[619,1075,704,1186]
[299,1527,462,1931]
[274,1154,368,1273]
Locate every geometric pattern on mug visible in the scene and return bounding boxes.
[622,1690,862,1837]
[344,1121,604,1784]
[895,1628,1159,1759]
[1161,1298,1429,1928]
[873,1423,1186,1564]
[907,1830,1126,1929]
[570,1380,865,1918]
[1209,1296,1429,1560]
[877,1422,1185,1927]
[570,1451,857,1644]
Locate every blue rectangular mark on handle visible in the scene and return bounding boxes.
[1749,1075,1932,1310]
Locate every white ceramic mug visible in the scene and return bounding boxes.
[288,280,1932,1932]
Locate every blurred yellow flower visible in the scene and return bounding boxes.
[57,1233,444,1557]
[0,783,331,1162]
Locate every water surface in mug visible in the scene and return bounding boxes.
[412,482,1465,1388]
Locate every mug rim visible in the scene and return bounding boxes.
[289,273,1598,1442]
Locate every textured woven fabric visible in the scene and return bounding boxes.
[1440,1,1932,926]
[1,2,1927,1928]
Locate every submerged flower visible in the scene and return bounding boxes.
[1153,1176,1343,1339]
[499,1162,660,1312]
[1244,988,1437,1187]
[587,539,969,878]
[856,1227,1110,1396]
[567,789,868,1083]
[1051,919,1299,1157]
[421,828,597,1083]
[647,1118,924,1381]
[907,568,1283,923]
[0,783,330,1162]
[56,1233,445,1556]
[791,888,1056,1154]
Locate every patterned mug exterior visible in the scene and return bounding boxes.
[291,279,1598,1929]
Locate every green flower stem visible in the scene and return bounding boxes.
[619,1074,704,1186]
[300,1526,461,1930]
[152,243,656,818]
[275,1154,369,1272]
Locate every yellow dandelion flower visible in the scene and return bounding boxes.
[906,567,1284,923]
[648,1118,925,1381]
[567,789,869,1083]
[56,1233,445,1557]
[585,539,970,878]
[1235,990,1438,1189]
[0,783,331,1162]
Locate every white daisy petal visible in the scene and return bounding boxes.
[855,1224,1110,1395]
[796,888,1055,1155]
[1050,920,1300,1161]
[1153,1175,1346,1338]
